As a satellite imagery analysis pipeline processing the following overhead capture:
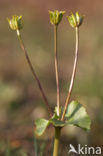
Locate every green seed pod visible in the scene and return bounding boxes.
[7,15,23,30]
[67,12,84,28]
[49,10,65,25]
[75,12,84,27]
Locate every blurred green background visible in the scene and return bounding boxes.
[0,0,103,155]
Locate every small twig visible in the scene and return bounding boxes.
[54,25,60,116]
[16,30,52,117]
[61,27,79,120]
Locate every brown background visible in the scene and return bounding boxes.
[0,0,103,156]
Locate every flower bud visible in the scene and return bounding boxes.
[7,15,23,30]
[67,12,84,28]
[49,10,65,26]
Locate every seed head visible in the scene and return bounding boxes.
[7,15,23,30]
[67,12,84,28]
[49,10,65,26]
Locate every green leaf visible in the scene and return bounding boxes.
[35,114,65,136]
[49,112,65,127]
[65,101,91,131]
[50,118,65,127]
[35,119,50,136]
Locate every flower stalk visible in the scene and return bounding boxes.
[54,25,60,116]
[49,10,65,116]
[61,27,79,120]
[7,15,53,117]
[16,30,52,117]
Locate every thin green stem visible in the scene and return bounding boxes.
[54,25,60,116]
[61,27,79,120]
[53,127,61,156]
[16,30,52,117]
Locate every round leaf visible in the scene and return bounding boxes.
[65,101,91,131]
[35,119,49,136]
